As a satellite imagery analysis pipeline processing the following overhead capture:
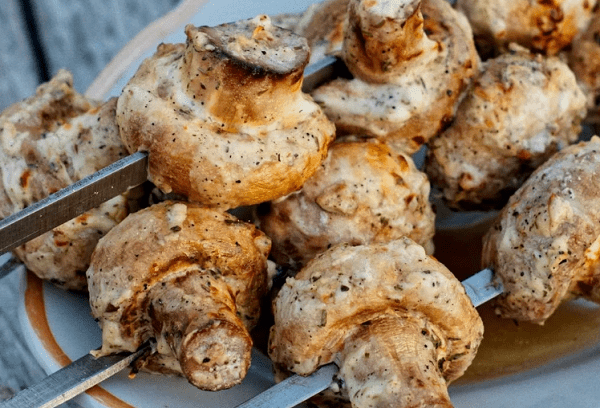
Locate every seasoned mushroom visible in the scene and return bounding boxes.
[426,44,587,210]
[568,10,600,125]
[87,201,271,390]
[456,0,597,57]
[482,137,600,324]
[269,238,483,408]
[257,139,435,270]
[0,70,129,290]
[310,0,479,154]
[117,15,335,210]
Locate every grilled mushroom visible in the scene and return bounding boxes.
[482,137,600,324]
[294,0,350,63]
[87,201,271,390]
[0,70,129,290]
[257,139,435,270]
[310,0,479,154]
[116,15,335,209]
[426,44,587,210]
[568,10,600,125]
[269,238,483,408]
[456,0,597,57]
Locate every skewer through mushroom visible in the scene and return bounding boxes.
[116,15,335,210]
[482,136,600,324]
[0,70,130,290]
[269,238,484,408]
[87,201,272,390]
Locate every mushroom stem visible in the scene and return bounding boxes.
[147,268,252,391]
[343,0,438,83]
[182,16,309,127]
[338,314,452,408]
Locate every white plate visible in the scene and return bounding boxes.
[16,1,600,407]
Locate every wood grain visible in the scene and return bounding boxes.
[30,0,184,98]
[0,0,40,112]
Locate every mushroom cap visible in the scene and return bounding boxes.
[117,16,335,209]
[456,0,596,56]
[87,201,271,365]
[482,137,600,324]
[269,238,483,382]
[426,45,587,210]
[258,139,435,269]
[311,0,479,154]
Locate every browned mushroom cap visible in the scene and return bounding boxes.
[257,139,435,270]
[456,0,596,57]
[425,45,587,211]
[310,0,479,154]
[269,238,483,408]
[87,201,271,391]
[482,137,600,324]
[568,11,600,125]
[343,0,436,83]
[0,70,129,291]
[117,15,335,209]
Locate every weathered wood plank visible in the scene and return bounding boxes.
[31,0,184,97]
[0,0,41,112]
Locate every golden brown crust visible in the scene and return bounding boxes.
[426,45,587,210]
[257,139,435,269]
[311,0,479,154]
[117,16,335,209]
[87,201,271,390]
[456,0,597,57]
[269,238,483,408]
[0,71,129,290]
[482,137,600,324]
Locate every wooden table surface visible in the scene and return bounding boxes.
[0,0,184,405]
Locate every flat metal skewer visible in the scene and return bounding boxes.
[0,343,153,408]
[0,151,148,256]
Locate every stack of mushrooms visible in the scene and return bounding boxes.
[263,1,485,407]
[87,14,335,391]
[3,0,600,406]
[307,0,480,154]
